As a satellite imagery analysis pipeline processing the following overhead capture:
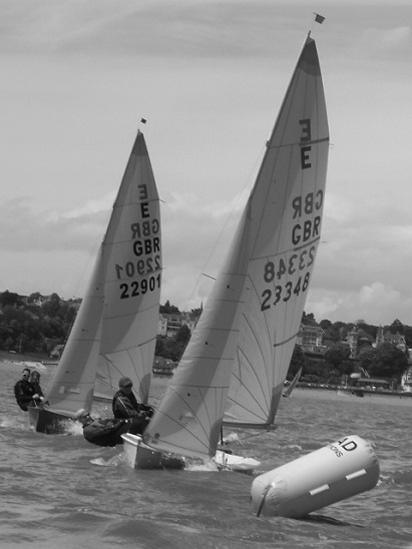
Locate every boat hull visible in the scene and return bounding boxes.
[28,406,74,434]
[121,433,185,469]
[214,450,260,473]
[121,433,260,472]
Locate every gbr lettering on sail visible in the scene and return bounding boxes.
[115,183,161,300]
[261,118,323,311]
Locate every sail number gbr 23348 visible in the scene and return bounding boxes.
[261,272,310,311]
[260,245,315,311]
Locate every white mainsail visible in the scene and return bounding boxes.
[224,36,329,428]
[45,252,105,415]
[46,131,161,415]
[144,35,328,462]
[144,213,251,460]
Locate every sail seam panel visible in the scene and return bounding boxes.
[112,196,160,208]
[249,235,321,262]
[225,394,267,423]
[102,336,157,353]
[228,365,268,417]
[103,307,160,321]
[238,310,272,412]
[266,136,328,151]
[170,383,230,390]
[151,387,215,455]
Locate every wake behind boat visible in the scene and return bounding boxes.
[122,33,329,470]
[29,129,162,434]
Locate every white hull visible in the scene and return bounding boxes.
[122,433,185,469]
[121,433,260,473]
[214,450,260,473]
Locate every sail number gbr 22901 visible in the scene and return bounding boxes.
[115,184,161,299]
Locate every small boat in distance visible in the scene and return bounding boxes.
[336,382,412,407]
[122,32,329,470]
[29,130,162,434]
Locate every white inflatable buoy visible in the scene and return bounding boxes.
[251,435,379,518]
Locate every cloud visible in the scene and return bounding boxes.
[0,0,305,58]
[0,198,108,252]
[357,26,412,57]
[307,192,412,324]
[307,282,412,325]
[2,0,412,327]
[63,191,115,219]
[380,26,412,48]
[157,190,246,309]
[0,190,242,308]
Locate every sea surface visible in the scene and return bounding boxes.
[1,360,411,549]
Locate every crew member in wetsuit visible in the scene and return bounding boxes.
[112,377,153,434]
[76,409,127,447]
[14,368,35,411]
[29,370,46,406]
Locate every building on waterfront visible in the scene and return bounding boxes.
[375,326,407,352]
[158,310,201,338]
[296,324,327,355]
[346,326,374,358]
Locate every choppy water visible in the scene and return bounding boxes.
[1,360,411,548]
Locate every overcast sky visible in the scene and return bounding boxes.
[1,0,411,325]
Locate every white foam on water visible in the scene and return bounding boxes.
[20,361,47,371]
[63,420,84,436]
[0,417,26,430]
[90,452,125,467]
[186,460,219,472]
[222,432,240,443]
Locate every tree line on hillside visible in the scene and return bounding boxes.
[0,291,410,384]
[287,313,410,386]
[0,292,195,362]
[0,291,78,356]
[288,341,408,387]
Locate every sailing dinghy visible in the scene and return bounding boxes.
[29,130,162,434]
[282,367,303,398]
[122,34,329,470]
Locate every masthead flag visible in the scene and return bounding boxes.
[313,13,325,24]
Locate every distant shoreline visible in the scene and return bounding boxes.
[0,350,49,364]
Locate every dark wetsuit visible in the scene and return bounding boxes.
[82,416,129,447]
[112,390,153,434]
[30,381,44,398]
[82,391,153,447]
[14,379,35,411]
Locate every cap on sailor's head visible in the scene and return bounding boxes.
[119,376,133,388]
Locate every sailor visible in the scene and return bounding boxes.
[29,370,46,406]
[14,368,35,411]
[75,409,129,447]
[112,377,153,434]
